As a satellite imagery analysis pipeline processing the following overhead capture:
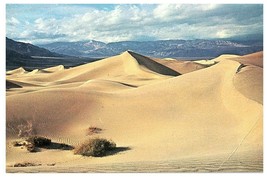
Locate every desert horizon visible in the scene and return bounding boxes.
[5,3,263,173]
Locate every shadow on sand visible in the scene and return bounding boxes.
[104,147,131,157]
[41,142,74,150]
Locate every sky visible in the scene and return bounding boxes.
[6,4,263,44]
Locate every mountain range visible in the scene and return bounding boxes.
[6,37,90,70]
[6,37,63,58]
[39,39,263,58]
[6,37,263,70]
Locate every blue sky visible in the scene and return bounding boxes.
[6,4,263,44]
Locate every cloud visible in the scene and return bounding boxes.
[6,4,263,44]
[6,17,20,26]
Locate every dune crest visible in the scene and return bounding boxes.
[212,51,263,68]
[6,67,27,75]
[126,51,180,76]
[230,51,263,67]
[41,65,65,73]
[153,58,211,74]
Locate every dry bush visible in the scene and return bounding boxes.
[22,136,51,152]
[74,138,116,157]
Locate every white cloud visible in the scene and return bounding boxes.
[6,17,20,26]
[201,4,220,11]
[7,4,263,44]
[216,30,231,38]
[153,4,182,19]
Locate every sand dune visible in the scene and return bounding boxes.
[211,51,263,104]
[6,51,263,172]
[153,58,208,74]
[6,51,173,85]
[6,67,27,75]
[127,51,180,76]
[212,51,263,68]
[233,65,263,104]
[192,59,217,66]
[212,54,240,61]
[6,80,22,89]
[229,51,263,67]
[41,65,65,73]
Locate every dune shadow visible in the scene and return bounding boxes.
[117,82,138,88]
[41,142,74,150]
[6,80,22,89]
[127,51,181,76]
[236,64,247,73]
[39,69,53,73]
[104,147,131,157]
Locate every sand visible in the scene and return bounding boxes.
[6,51,263,172]
[153,58,208,74]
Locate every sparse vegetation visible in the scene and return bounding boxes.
[86,126,102,136]
[13,162,41,167]
[12,136,73,152]
[47,163,56,166]
[26,136,51,147]
[74,138,116,157]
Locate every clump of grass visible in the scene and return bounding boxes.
[74,138,116,157]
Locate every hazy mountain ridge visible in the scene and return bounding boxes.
[6,37,64,57]
[39,39,263,58]
[6,38,95,70]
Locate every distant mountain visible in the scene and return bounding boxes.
[6,37,64,57]
[6,38,93,70]
[39,40,107,57]
[224,33,263,41]
[39,39,263,58]
[6,49,33,68]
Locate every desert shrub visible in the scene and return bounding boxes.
[74,138,116,157]
[86,126,102,136]
[12,136,73,153]
[13,162,41,167]
[26,136,51,147]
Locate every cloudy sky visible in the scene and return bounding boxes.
[6,4,263,44]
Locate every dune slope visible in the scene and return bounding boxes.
[153,58,208,74]
[212,51,263,104]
